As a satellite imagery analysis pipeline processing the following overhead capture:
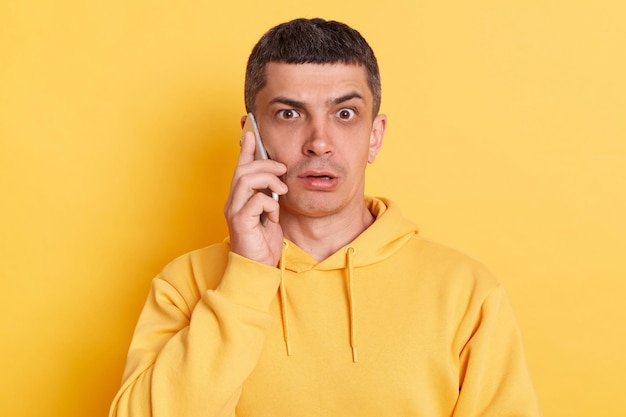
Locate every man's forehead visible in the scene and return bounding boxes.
[262,62,370,100]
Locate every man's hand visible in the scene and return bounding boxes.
[224,130,288,267]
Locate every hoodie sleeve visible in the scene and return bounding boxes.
[453,284,542,417]
[109,251,281,417]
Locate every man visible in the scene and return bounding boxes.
[110,18,541,417]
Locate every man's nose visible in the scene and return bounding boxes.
[302,118,334,156]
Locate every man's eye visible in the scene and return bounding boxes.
[278,109,301,119]
[337,108,356,120]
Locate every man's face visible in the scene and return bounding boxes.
[253,62,386,220]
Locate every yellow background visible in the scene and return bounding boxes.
[1,1,625,416]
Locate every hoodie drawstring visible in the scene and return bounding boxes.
[345,246,358,363]
[278,241,358,363]
[279,240,292,356]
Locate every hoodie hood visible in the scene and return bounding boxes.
[277,196,418,362]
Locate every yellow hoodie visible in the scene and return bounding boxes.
[110,197,541,417]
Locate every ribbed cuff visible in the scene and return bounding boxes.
[215,251,281,311]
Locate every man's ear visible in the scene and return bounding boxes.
[240,115,248,128]
[368,114,387,163]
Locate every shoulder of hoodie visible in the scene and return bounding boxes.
[404,233,502,292]
[152,241,232,299]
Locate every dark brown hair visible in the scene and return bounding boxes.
[244,18,381,117]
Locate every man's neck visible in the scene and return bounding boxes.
[280,204,375,262]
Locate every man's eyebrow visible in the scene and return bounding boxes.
[269,97,306,108]
[331,92,364,106]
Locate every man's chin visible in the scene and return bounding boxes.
[280,194,344,219]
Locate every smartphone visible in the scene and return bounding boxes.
[241,112,279,225]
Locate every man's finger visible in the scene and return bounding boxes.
[237,131,256,166]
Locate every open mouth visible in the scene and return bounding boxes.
[298,169,339,189]
[308,175,334,180]
[299,172,338,190]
